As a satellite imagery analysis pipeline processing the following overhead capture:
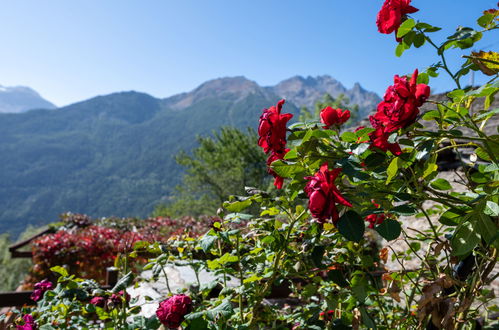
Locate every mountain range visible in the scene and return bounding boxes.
[0,85,56,113]
[0,76,381,235]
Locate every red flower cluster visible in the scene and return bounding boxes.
[368,69,429,155]
[304,163,352,224]
[16,314,37,330]
[156,294,193,329]
[30,216,215,285]
[376,0,418,38]
[371,69,430,133]
[319,310,335,322]
[320,106,350,128]
[30,279,53,302]
[365,202,386,229]
[258,99,293,189]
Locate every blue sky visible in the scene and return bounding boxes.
[0,1,497,106]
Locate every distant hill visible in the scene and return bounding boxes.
[0,85,56,113]
[267,75,381,117]
[0,76,380,235]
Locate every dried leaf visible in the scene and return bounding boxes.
[379,247,389,263]
[388,280,402,302]
[471,51,499,76]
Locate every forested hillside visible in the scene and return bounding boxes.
[0,76,379,235]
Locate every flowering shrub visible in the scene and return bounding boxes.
[29,215,213,285]
[11,2,499,329]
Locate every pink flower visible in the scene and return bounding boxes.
[90,296,106,307]
[30,279,53,302]
[156,294,193,329]
[16,314,37,330]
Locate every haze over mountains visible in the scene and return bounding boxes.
[0,75,380,235]
[0,85,56,113]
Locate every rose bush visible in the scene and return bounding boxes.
[9,2,499,329]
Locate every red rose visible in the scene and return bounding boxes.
[376,0,418,35]
[304,163,352,224]
[266,149,289,189]
[258,99,293,154]
[109,290,130,306]
[370,69,430,133]
[365,201,386,229]
[369,127,402,156]
[320,106,350,128]
[156,294,193,329]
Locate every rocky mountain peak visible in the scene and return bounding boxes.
[164,76,265,110]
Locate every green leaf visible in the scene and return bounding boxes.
[391,204,418,216]
[451,221,480,256]
[337,210,365,242]
[199,234,217,253]
[50,266,69,278]
[422,110,440,121]
[112,272,133,293]
[218,253,238,264]
[475,147,491,161]
[484,201,499,217]
[395,42,407,57]
[243,274,263,284]
[413,32,425,48]
[386,157,401,184]
[351,273,367,302]
[186,298,234,321]
[283,148,297,160]
[416,22,442,32]
[360,306,377,330]
[477,12,496,28]
[223,198,252,212]
[340,131,357,142]
[270,160,305,178]
[397,18,415,38]
[364,153,386,168]
[186,317,209,329]
[476,212,497,244]
[483,163,499,173]
[423,163,438,179]
[375,219,402,241]
[430,178,452,191]
[438,209,462,226]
